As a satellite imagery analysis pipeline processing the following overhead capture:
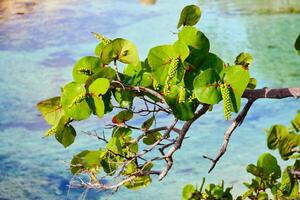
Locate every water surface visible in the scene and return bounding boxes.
[0,0,299,199]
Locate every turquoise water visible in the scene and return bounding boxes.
[0,0,300,199]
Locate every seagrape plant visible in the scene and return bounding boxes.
[37,4,300,196]
[183,112,300,200]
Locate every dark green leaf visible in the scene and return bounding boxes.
[112,110,133,124]
[235,52,253,67]
[142,116,154,130]
[143,132,162,145]
[177,5,201,29]
[55,124,76,148]
[257,153,281,180]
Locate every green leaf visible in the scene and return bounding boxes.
[291,112,300,132]
[124,175,152,190]
[235,52,253,67]
[112,110,133,124]
[88,78,110,96]
[113,88,134,108]
[267,125,289,150]
[93,96,105,118]
[173,40,190,61]
[179,26,209,50]
[100,42,116,64]
[123,161,138,175]
[72,56,102,83]
[257,191,268,200]
[37,96,64,125]
[200,53,225,76]
[44,115,70,137]
[70,150,104,174]
[112,38,139,65]
[165,86,197,121]
[107,136,123,155]
[61,82,92,120]
[247,78,257,89]
[142,116,154,130]
[193,69,222,104]
[139,72,153,87]
[143,132,162,145]
[55,124,76,148]
[246,164,263,177]
[257,153,281,180]
[95,42,105,57]
[223,65,250,97]
[182,184,196,200]
[147,45,176,85]
[278,134,300,160]
[177,5,201,29]
[178,26,210,67]
[280,167,294,195]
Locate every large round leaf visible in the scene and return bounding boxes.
[88,78,110,96]
[147,45,176,85]
[112,38,139,65]
[223,65,250,97]
[178,26,210,66]
[257,153,281,180]
[72,56,102,83]
[177,5,201,29]
[200,53,225,76]
[61,82,92,120]
[193,69,222,104]
[178,26,209,52]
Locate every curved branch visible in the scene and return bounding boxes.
[111,81,166,103]
[203,100,255,172]
[158,104,210,180]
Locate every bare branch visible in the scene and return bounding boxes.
[111,81,166,104]
[243,87,300,99]
[158,104,210,180]
[203,99,255,173]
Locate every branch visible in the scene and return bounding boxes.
[243,87,300,99]
[158,104,210,180]
[111,81,166,104]
[203,99,255,173]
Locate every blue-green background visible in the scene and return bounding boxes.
[0,0,299,199]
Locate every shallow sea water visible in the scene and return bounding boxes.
[0,0,300,199]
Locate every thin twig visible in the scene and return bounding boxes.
[158,104,210,180]
[203,99,255,173]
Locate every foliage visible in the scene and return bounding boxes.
[183,112,300,199]
[36,3,299,197]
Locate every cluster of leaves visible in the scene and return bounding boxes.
[183,178,233,200]
[36,4,257,191]
[182,112,300,200]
